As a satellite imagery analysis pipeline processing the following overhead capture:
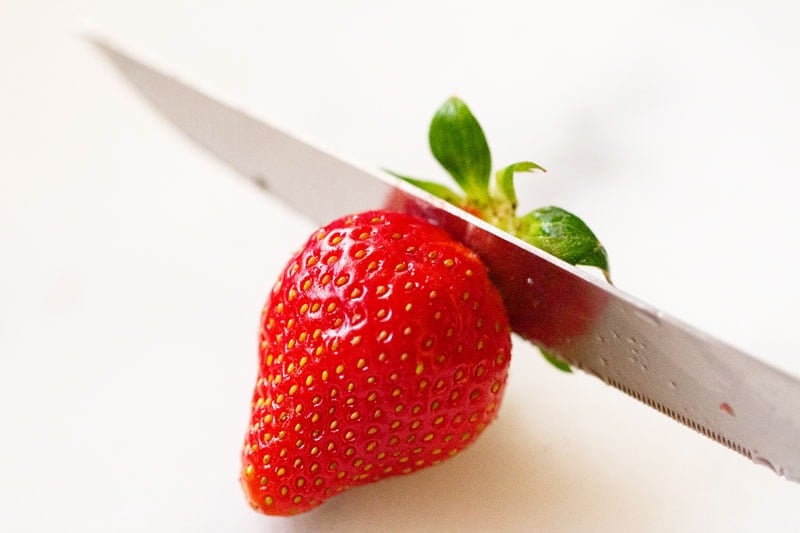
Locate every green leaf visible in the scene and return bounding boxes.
[495,161,546,210]
[429,97,492,203]
[383,170,465,206]
[517,206,610,276]
[540,348,572,373]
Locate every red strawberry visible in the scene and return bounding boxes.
[240,210,512,515]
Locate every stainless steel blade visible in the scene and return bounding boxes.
[91,36,800,483]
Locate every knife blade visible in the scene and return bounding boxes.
[89,35,800,483]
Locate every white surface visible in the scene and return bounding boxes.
[2,1,800,531]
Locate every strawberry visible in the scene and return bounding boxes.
[241,210,512,515]
[240,97,610,515]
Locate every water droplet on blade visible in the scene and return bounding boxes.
[634,307,662,327]
[753,456,783,476]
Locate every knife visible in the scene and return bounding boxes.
[89,35,800,483]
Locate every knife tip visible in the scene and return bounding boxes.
[71,17,121,58]
[71,16,101,41]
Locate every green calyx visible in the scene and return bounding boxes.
[389,96,611,372]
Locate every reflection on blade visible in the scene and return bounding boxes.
[91,35,800,483]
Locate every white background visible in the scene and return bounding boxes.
[2,1,800,531]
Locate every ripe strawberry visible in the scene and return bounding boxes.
[240,96,610,516]
[241,210,512,515]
